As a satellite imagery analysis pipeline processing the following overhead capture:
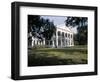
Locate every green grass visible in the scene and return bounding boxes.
[28,45,87,66]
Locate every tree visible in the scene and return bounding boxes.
[41,19,56,40]
[28,15,56,47]
[28,15,43,38]
[65,17,88,45]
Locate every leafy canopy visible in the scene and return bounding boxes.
[28,15,56,41]
[65,17,88,45]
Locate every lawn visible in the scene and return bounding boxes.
[28,45,87,66]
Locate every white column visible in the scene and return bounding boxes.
[35,40,36,45]
[38,41,39,45]
[69,39,71,46]
[42,40,43,46]
[67,39,69,46]
[69,34,71,46]
[66,37,67,47]
[56,31,58,47]
[61,33,62,47]
[43,38,45,45]
[68,34,70,46]
[52,40,54,48]
[64,33,66,47]
[65,39,66,47]
[72,34,74,46]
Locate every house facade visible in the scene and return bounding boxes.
[28,24,74,48]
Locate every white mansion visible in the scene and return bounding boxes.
[28,24,74,48]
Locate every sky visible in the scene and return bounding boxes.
[41,15,77,34]
[41,15,66,26]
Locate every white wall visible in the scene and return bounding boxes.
[0,0,99,82]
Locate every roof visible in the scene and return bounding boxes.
[56,24,73,33]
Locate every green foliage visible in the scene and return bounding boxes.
[28,15,56,40]
[65,17,88,45]
[42,19,56,40]
[77,26,87,45]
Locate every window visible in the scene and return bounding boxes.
[37,41,38,45]
[58,39,61,46]
[62,32,64,37]
[58,31,61,36]
[65,33,67,37]
[34,40,35,45]
[66,40,67,45]
[68,34,70,38]
[71,34,72,38]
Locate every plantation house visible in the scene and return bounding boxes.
[28,24,74,48]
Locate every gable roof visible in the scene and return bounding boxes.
[56,24,73,33]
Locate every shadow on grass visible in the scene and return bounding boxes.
[32,48,87,55]
[28,53,87,67]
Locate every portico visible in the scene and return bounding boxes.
[45,25,74,48]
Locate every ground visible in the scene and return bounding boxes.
[28,45,87,66]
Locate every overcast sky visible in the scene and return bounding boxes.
[41,15,77,34]
[41,15,66,26]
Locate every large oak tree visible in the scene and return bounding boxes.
[28,15,56,46]
[65,17,88,45]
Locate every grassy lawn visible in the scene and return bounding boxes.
[28,45,87,66]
